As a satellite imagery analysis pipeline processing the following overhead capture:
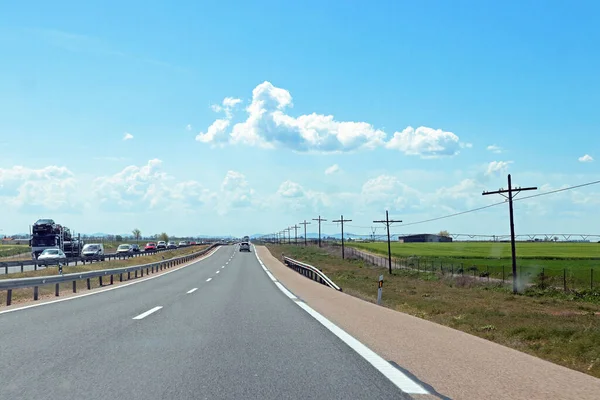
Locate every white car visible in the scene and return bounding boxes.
[38,249,66,261]
[178,241,187,247]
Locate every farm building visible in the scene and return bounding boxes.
[398,234,453,243]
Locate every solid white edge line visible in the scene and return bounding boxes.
[295,302,428,394]
[253,244,428,396]
[187,288,198,294]
[132,306,163,320]
[274,282,297,299]
[206,278,212,282]
[0,246,222,316]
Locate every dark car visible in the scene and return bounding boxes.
[145,242,157,251]
[131,244,140,252]
[239,242,251,252]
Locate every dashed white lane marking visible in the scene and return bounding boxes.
[221,266,225,269]
[252,244,429,396]
[216,271,220,274]
[187,288,198,294]
[206,278,212,282]
[132,306,162,320]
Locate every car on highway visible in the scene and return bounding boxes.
[167,241,177,249]
[81,243,105,261]
[38,248,66,261]
[130,244,140,252]
[144,242,157,251]
[178,241,187,247]
[190,241,197,245]
[116,244,133,256]
[157,241,167,249]
[239,242,251,252]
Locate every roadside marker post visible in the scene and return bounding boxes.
[377,275,383,305]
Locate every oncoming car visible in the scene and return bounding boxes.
[239,242,251,252]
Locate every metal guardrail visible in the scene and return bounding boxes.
[0,244,211,275]
[282,255,342,291]
[0,243,222,306]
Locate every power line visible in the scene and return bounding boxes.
[514,179,600,202]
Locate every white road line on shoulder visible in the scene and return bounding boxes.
[221,266,225,269]
[275,282,297,299]
[253,246,428,396]
[0,246,221,316]
[206,278,212,282]
[187,288,198,294]
[216,270,220,274]
[132,306,163,320]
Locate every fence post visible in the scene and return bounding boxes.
[33,286,39,301]
[591,268,594,291]
[487,265,490,282]
[502,265,505,283]
[563,269,567,292]
[541,268,545,289]
[73,281,77,293]
[55,283,59,296]
[86,278,91,290]
[6,289,12,306]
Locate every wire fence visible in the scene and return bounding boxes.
[344,246,600,293]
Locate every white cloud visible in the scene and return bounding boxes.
[325,164,341,175]
[211,97,242,119]
[222,97,242,108]
[123,132,134,141]
[360,175,422,211]
[0,165,77,210]
[486,144,502,153]
[485,161,512,176]
[186,124,192,131]
[385,126,461,158]
[197,81,466,156]
[195,119,230,143]
[578,154,593,163]
[277,180,305,198]
[217,171,255,214]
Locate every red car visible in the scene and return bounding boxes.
[190,241,197,245]
[144,242,157,251]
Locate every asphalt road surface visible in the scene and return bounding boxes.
[0,245,411,400]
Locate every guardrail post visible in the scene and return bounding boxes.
[55,283,59,296]
[119,273,123,282]
[86,278,91,290]
[141,268,144,277]
[33,286,39,301]
[73,281,77,293]
[99,276,103,286]
[128,271,131,280]
[7,289,12,306]
[21,264,24,273]
[110,275,114,285]
[135,270,138,278]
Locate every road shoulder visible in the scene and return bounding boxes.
[256,245,600,400]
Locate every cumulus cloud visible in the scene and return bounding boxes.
[0,165,77,210]
[485,161,512,176]
[360,175,422,211]
[277,180,305,198]
[486,145,502,153]
[325,164,340,175]
[385,126,461,158]
[123,132,134,141]
[196,119,230,143]
[196,81,466,156]
[217,171,255,214]
[578,154,593,163]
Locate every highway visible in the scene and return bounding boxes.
[0,245,411,400]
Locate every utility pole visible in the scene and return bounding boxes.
[312,216,327,248]
[292,224,299,245]
[374,210,402,274]
[332,215,352,259]
[483,174,537,294]
[285,227,292,244]
[299,220,311,246]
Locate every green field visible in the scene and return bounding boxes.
[348,241,600,290]
[0,244,30,258]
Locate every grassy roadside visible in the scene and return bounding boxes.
[0,245,209,306]
[268,244,600,378]
[0,245,30,258]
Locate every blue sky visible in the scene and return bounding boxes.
[0,0,599,238]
